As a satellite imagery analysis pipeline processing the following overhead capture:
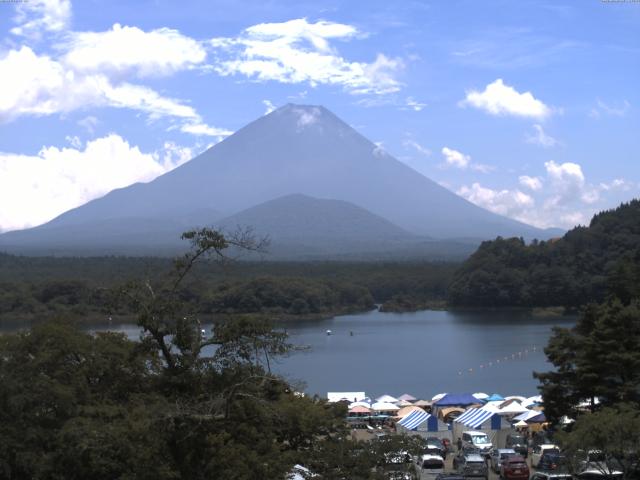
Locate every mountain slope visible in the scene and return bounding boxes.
[0,104,557,255]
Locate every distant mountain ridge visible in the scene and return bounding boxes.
[0,104,561,257]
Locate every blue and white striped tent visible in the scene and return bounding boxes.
[396,410,451,439]
[452,407,511,447]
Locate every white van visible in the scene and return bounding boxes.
[462,430,493,455]
[414,454,445,479]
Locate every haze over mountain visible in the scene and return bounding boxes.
[0,104,561,257]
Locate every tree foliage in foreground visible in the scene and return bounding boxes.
[535,298,640,424]
[555,405,640,480]
[0,228,423,479]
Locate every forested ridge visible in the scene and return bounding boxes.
[0,254,456,326]
[448,199,640,308]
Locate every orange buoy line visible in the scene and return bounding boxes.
[454,345,540,377]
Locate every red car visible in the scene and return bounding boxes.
[500,455,529,480]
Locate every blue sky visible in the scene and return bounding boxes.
[0,0,638,232]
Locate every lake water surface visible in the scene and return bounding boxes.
[88,309,575,400]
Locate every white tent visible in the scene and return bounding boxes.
[473,392,489,400]
[372,401,400,412]
[431,393,447,402]
[514,409,541,422]
[376,394,399,403]
[498,402,529,415]
[327,392,366,403]
[348,401,371,409]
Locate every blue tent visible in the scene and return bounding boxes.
[397,410,450,435]
[433,393,480,406]
[485,393,505,402]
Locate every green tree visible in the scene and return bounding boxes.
[555,405,640,480]
[535,299,640,423]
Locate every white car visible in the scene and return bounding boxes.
[531,444,560,468]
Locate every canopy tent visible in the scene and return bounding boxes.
[396,405,425,418]
[376,394,399,403]
[328,392,366,403]
[398,393,417,402]
[372,402,400,412]
[453,407,512,448]
[514,410,541,422]
[438,407,465,422]
[434,393,481,407]
[527,412,547,423]
[414,400,432,408]
[473,392,489,401]
[485,393,505,402]
[396,409,451,440]
[514,420,528,427]
[349,405,372,414]
[431,393,447,402]
[348,401,371,409]
[396,399,414,407]
[504,396,527,403]
[498,402,529,415]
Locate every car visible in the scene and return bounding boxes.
[531,444,560,468]
[530,472,573,480]
[455,453,488,479]
[414,454,445,480]
[488,448,517,473]
[505,433,528,458]
[461,431,493,456]
[577,463,623,480]
[452,447,481,470]
[499,455,529,480]
[538,452,567,471]
[426,437,447,459]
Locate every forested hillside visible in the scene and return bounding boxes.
[448,199,640,308]
[0,254,456,325]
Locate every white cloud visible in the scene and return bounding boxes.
[0,46,226,137]
[11,0,71,38]
[62,23,207,77]
[65,135,82,148]
[293,105,322,128]
[460,78,551,119]
[457,161,638,229]
[404,96,427,111]
[441,147,470,168]
[526,124,558,147]
[599,178,633,192]
[519,175,543,191]
[373,141,388,158]
[589,99,631,118]
[263,99,276,114]
[209,18,403,95]
[440,146,494,173]
[0,134,194,232]
[403,139,431,156]
[179,122,232,139]
[78,115,98,133]
[457,183,534,219]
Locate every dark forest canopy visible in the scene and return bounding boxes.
[448,199,640,308]
[0,254,456,326]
